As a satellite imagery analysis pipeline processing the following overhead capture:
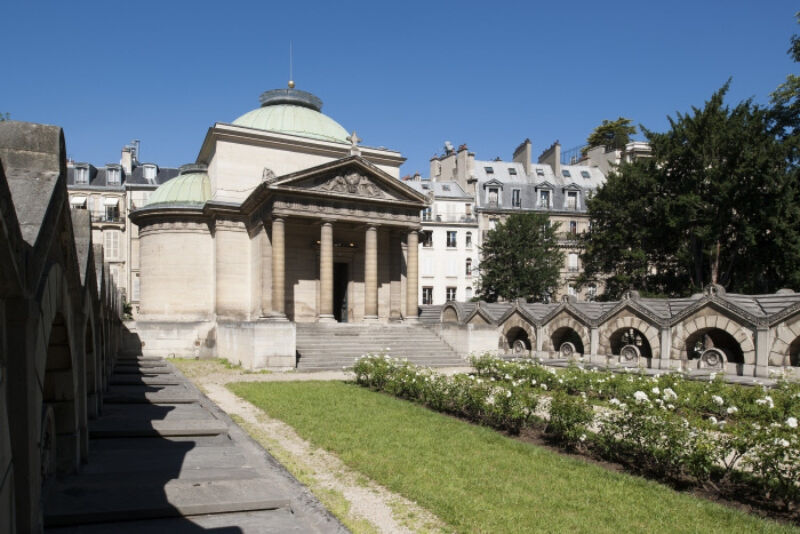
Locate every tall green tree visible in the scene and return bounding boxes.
[583,117,636,155]
[477,213,564,302]
[581,83,800,298]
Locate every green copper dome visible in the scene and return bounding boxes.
[232,87,349,143]
[146,164,211,208]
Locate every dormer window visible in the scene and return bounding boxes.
[106,165,121,185]
[539,190,551,208]
[74,165,89,184]
[512,189,521,208]
[562,169,571,178]
[566,191,578,210]
[421,183,430,190]
[536,168,545,177]
[441,184,451,192]
[484,166,494,174]
[508,168,517,176]
[488,187,499,207]
[580,170,591,179]
[143,164,158,183]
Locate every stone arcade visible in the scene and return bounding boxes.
[129,86,429,368]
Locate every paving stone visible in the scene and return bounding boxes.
[104,385,199,404]
[90,419,228,438]
[113,366,173,375]
[44,478,291,526]
[110,374,181,385]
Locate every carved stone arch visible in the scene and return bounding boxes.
[769,314,800,366]
[671,309,755,364]
[544,313,589,353]
[82,297,101,419]
[500,312,536,353]
[598,312,660,359]
[441,304,460,324]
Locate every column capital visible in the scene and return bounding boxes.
[319,217,336,226]
[271,215,285,223]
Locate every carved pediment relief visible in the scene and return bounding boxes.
[317,172,387,199]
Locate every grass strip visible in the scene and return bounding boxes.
[229,380,797,534]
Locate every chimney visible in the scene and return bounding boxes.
[537,141,562,179]
[120,147,133,175]
[512,138,532,176]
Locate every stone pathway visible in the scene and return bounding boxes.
[44,355,346,533]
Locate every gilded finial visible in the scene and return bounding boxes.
[288,80,295,89]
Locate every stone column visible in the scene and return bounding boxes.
[389,232,402,320]
[364,225,379,320]
[271,217,285,317]
[406,229,419,320]
[319,221,335,322]
[754,327,770,378]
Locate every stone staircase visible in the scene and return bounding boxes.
[295,322,465,371]
[44,355,344,533]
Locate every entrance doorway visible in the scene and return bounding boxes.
[333,262,349,322]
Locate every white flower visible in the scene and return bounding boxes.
[667,404,675,410]
[531,379,537,386]
[633,391,649,403]
[787,417,798,429]
[711,395,724,406]
[662,388,678,401]
[541,384,548,391]
[609,398,621,406]
[775,438,790,448]
[579,434,587,442]
[505,374,512,380]
[651,387,661,395]
[726,406,738,415]
[506,390,512,398]
[709,416,718,424]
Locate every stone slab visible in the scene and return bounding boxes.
[90,419,228,438]
[89,435,234,452]
[104,385,199,404]
[109,374,181,385]
[99,402,213,422]
[45,508,309,533]
[44,478,291,526]
[113,366,173,375]
[82,446,248,475]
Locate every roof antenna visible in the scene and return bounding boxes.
[288,41,295,89]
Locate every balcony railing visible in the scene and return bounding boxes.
[432,215,477,223]
[92,214,123,223]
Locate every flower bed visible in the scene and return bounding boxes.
[353,354,800,515]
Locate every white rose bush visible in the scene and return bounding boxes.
[353,354,800,510]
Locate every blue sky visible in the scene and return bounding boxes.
[1,1,797,176]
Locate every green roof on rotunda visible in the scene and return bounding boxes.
[145,164,211,208]
[232,84,349,143]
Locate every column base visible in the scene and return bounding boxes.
[404,316,419,322]
[362,315,380,323]
[262,312,289,321]
[317,315,337,323]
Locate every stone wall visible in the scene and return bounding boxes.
[0,121,124,532]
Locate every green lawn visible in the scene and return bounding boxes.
[229,381,798,534]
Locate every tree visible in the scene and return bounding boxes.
[583,117,636,155]
[0,112,9,121]
[581,82,800,299]
[477,213,564,302]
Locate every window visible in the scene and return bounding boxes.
[422,207,432,221]
[568,285,576,297]
[580,170,591,179]
[489,219,497,230]
[465,203,472,216]
[562,169,571,178]
[446,231,457,248]
[441,184,451,191]
[536,168,545,177]
[484,166,494,174]
[422,231,433,247]
[421,183,430,190]
[446,287,457,301]
[132,274,140,301]
[70,196,87,209]
[422,257,434,276]
[447,258,458,276]
[466,258,472,276]
[569,221,577,235]
[587,284,597,301]
[508,168,517,176]
[539,190,550,207]
[512,189,521,208]
[107,166,121,185]
[488,187,499,206]
[465,231,472,248]
[422,287,433,305]
[566,191,578,210]
[74,166,89,184]
[143,164,157,183]
[104,230,120,260]
[568,253,579,272]
[465,287,473,300]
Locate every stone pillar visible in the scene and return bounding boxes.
[260,222,272,316]
[589,326,600,364]
[364,225,379,320]
[659,327,674,371]
[389,233,402,320]
[271,217,285,317]
[406,229,419,320]
[319,221,335,322]
[754,326,770,378]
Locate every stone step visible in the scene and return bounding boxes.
[90,419,228,438]
[45,508,309,533]
[44,478,291,527]
[81,446,250,476]
[113,365,173,375]
[89,435,234,452]
[103,385,199,404]
[110,374,181,386]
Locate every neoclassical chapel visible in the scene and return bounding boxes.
[130,85,428,368]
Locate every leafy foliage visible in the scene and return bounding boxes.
[477,212,564,302]
[583,117,637,154]
[581,82,800,298]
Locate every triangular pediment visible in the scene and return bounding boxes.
[268,156,428,205]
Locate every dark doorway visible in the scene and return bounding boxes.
[333,262,349,322]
